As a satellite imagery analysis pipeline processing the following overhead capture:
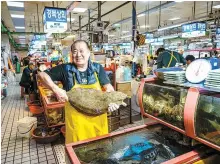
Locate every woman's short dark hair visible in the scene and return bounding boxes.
[71,40,89,52]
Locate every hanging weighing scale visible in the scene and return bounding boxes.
[186,59,212,84]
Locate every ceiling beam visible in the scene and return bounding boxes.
[76,1,131,31]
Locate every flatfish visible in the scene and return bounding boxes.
[67,88,127,116]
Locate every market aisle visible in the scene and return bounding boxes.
[1,77,59,164]
[1,75,144,164]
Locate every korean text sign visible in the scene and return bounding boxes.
[43,7,67,23]
[182,22,206,33]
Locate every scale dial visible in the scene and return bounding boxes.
[186,59,212,83]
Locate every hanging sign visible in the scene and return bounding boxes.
[182,22,206,33]
[43,7,67,33]
[182,22,206,38]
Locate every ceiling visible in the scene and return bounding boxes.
[1,1,220,46]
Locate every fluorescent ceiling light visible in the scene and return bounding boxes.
[72,8,87,13]
[15,26,25,29]
[175,0,184,3]
[18,36,26,39]
[140,25,150,28]
[67,18,75,22]
[11,14,24,18]
[158,23,183,31]
[6,1,24,8]
[121,35,132,39]
[113,24,120,27]
[109,35,115,37]
[169,17,180,21]
[137,14,145,18]
[213,5,220,9]
[66,35,75,38]
[122,31,129,33]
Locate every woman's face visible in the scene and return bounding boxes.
[72,42,90,67]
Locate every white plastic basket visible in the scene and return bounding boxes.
[17,117,37,138]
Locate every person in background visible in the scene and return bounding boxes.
[19,62,35,94]
[32,62,47,93]
[13,55,19,65]
[38,40,123,144]
[185,55,195,66]
[156,48,186,68]
[148,56,155,67]
[23,54,32,66]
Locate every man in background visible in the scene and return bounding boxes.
[185,55,195,66]
[19,62,34,94]
[156,48,186,68]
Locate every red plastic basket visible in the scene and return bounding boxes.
[61,126,65,137]
[28,102,44,115]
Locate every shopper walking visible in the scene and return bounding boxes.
[19,62,35,94]
[38,40,121,143]
[156,48,186,68]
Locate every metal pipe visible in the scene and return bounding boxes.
[34,15,36,33]
[79,16,81,39]
[159,1,161,27]
[98,1,101,21]
[148,1,149,31]
[37,4,40,32]
[52,1,54,7]
[193,1,196,19]
[207,2,209,16]
[88,9,91,30]
[211,1,213,14]
[76,1,131,30]
[113,1,174,26]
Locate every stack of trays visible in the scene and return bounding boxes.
[205,69,220,90]
[163,71,186,85]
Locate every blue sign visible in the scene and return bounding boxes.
[43,7,67,23]
[33,35,46,41]
[145,33,154,39]
[216,27,220,35]
[182,22,206,33]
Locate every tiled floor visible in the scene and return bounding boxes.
[1,74,144,164]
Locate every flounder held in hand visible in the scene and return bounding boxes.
[67,88,127,116]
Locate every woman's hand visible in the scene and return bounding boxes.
[52,86,68,102]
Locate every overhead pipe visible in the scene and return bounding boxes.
[113,1,175,26]
[76,1,131,31]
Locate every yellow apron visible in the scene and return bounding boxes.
[65,72,108,144]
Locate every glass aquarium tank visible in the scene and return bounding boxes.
[142,83,188,129]
[195,94,220,146]
[73,125,191,164]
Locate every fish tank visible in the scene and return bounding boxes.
[72,125,191,164]
[142,82,188,129]
[195,94,220,146]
